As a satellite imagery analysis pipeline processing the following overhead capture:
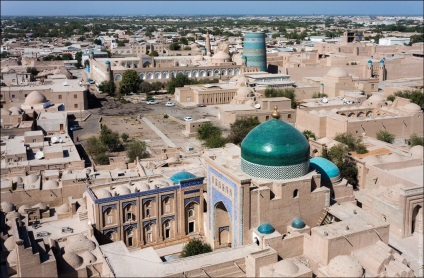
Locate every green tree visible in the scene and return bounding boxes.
[302,130,316,140]
[99,125,121,151]
[121,133,129,143]
[26,67,39,76]
[204,134,227,148]
[169,42,181,51]
[264,88,296,109]
[126,140,150,162]
[386,95,395,102]
[62,53,73,60]
[334,132,368,154]
[85,136,107,156]
[376,130,395,143]
[151,81,163,92]
[150,50,159,57]
[93,39,102,45]
[394,90,424,108]
[94,153,110,165]
[139,82,153,94]
[227,117,260,145]
[119,70,141,95]
[64,42,72,46]
[75,51,83,67]
[1,51,10,58]
[409,134,424,146]
[181,239,212,258]
[197,122,222,141]
[167,73,190,94]
[179,37,189,45]
[99,81,116,97]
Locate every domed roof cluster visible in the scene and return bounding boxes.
[273,260,300,276]
[213,51,231,61]
[94,188,112,199]
[44,180,59,190]
[241,110,310,180]
[65,234,96,254]
[258,222,275,234]
[326,67,349,78]
[401,103,421,113]
[18,205,30,214]
[170,171,196,184]
[1,201,15,213]
[409,145,423,158]
[114,185,131,196]
[309,157,341,180]
[367,94,385,104]
[25,91,47,105]
[62,252,83,269]
[9,106,24,115]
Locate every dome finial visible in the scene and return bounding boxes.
[271,105,280,119]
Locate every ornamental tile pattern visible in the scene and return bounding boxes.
[241,158,309,180]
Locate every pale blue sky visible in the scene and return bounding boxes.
[1,1,423,16]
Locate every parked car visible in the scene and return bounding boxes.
[70,125,82,131]
[147,100,158,105]
[165,102,175,107]
[87,78,95,84]
[183,117,193,121]
[197,104,206,107]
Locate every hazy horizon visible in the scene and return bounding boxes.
[1,1,423,17]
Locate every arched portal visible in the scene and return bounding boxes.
[185,201,199,234]
[214,201,231,248]
[412,205,423,235]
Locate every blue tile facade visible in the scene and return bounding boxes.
[208,166,243,248]
[243,32,267,72]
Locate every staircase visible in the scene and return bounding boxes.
[78,211,88,222]
[315,207,331,227]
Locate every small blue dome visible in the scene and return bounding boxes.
[105,60,110,65]
[368,60,372,63]
[258,222,275,234]
[170,171,196,184]
[201,46,206,49]
[380,59,385,65]
[89,50,94,55]
[242,55,247,60]
[310,157,340,179]
[292,218,306,229]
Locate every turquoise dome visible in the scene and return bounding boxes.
[89,50,94,55]
[258,222,275,234]
[368,60,372,63]
[242,55,247,60]
[309,157,340,179]
[105,60,110,65]
[170,171,196,184]
[380,59,385,65]
[241,119,310,167]
[292,218,306,229]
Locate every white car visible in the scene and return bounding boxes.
[146,100,157,105]
[165,102,175,107]
[183,117,193,121]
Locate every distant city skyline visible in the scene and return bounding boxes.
[1,1,423,16]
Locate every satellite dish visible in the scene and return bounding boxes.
[322,97,328,104]
[51,137,58,143]
[255,103,261,109]
[57,137,63,143]
[35,151,44,160]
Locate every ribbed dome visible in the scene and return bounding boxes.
[401,103,421,113]
[94,188,112,199]
[33,202,48,211]
[410,145,423,158]
[310,157,340,179]
[291,218,306,229]
[258,222,275,234]
[1,201,15,213]
[237,86,254,97]
[9,106,24,115]
[367,94,385,103]
[114,185,131,196]
[25,91,47,105]
[4,236,16,251]
[328,255,363,277]
[242,119,310,167]
[170,171,196,184]
[26,174,39,184]
[44,180,59,189]
[18,205,30,214]
[134,182,150,192]
[326,67,349,78]
[274,260,299,275]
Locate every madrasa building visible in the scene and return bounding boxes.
[203,107,350,249]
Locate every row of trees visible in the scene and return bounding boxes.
[84,125,149,165]
[386,90,423,108]
[197,118,260,148]
[264,88,297,109]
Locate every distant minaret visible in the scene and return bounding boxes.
[206,32,211,57]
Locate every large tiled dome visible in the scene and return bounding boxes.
[240,109,310,180]
[170,171,196,184]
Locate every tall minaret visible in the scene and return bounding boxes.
[206,32,211,57]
